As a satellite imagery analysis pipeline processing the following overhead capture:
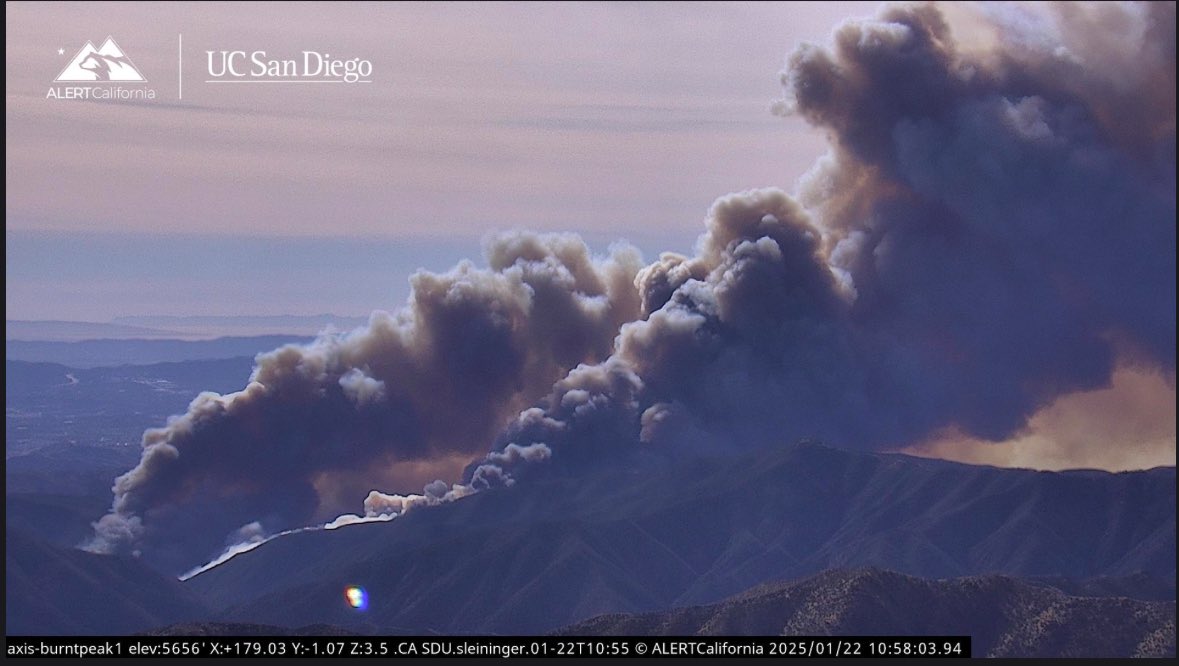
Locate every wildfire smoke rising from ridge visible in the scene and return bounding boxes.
[89,2,1176,573]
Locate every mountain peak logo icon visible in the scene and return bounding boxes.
[55,37,146,82]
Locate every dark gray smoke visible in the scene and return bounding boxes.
[90,2,1175,572]
[468,1,1175,481]
[87,232,642,568]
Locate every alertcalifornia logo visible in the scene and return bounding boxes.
[47,36,157,100]
[56,37,145,81]
[44,36,376,102]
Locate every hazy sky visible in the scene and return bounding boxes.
[5,1,879,320]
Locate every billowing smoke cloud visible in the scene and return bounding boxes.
[467,1,1174,480]
[91,2,1175,573]
[87,232,642,570]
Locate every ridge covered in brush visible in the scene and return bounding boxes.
[556,568,1176,658]
[186,444,1175,634]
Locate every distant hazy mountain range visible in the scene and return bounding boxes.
[558,569,1176,658]
[5,336,312,368]
[6,315,367,343]
[6,320,187,341]
[111,315,369,338]
[5,315,371,367]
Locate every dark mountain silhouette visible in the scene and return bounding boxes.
[5,528,208,636]
[556,569,1176,658]
[186,444,1175,634]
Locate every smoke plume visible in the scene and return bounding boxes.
[87,232,642,570]
[471,0,1174,484]
[90,2,1175,573]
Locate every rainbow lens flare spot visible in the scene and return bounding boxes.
[345,586,368,610]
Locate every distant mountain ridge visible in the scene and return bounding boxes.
[6,336,313,368]
[6,320,185,342]
[113,314,368,333]
[556,569,1176,658]
[6,315,368,343]
[184,444,1175,635]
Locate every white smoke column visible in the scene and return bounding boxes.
[182,480,477,580]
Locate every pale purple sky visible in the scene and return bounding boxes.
[5,1,880,320]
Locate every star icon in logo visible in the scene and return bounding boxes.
[57,48,65,55]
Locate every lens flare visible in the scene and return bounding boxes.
[344,585,367,610]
